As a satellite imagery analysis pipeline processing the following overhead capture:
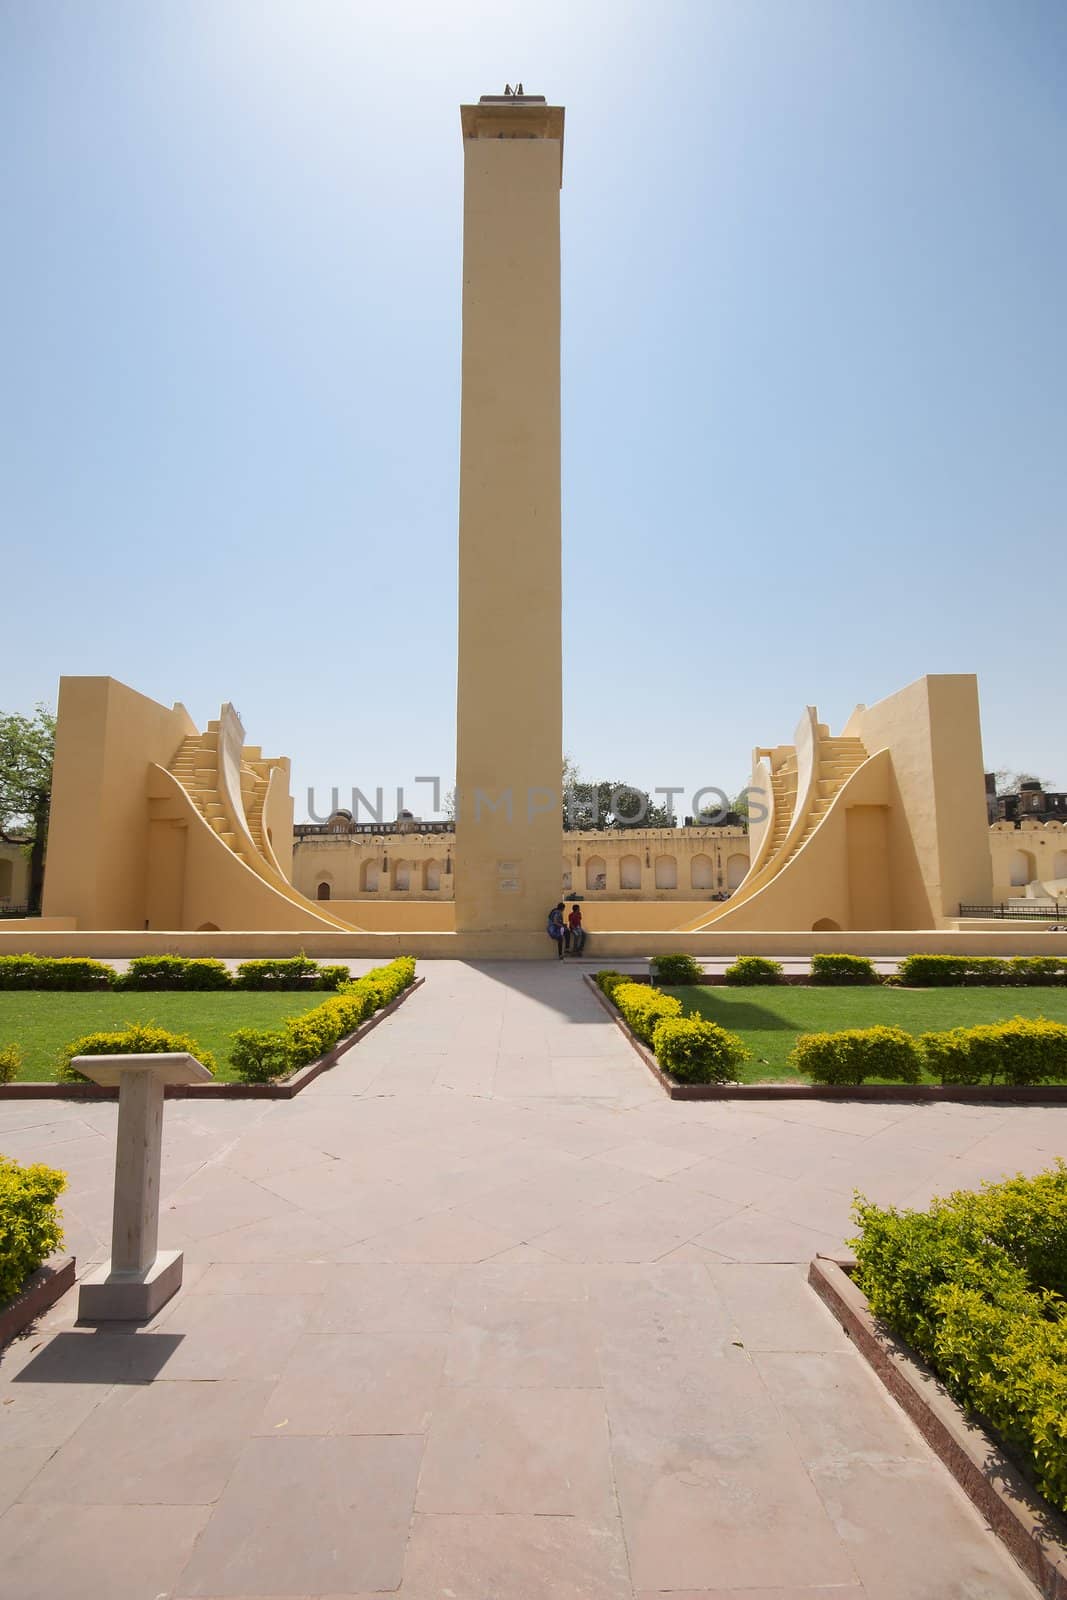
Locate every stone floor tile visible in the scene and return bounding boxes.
[709,1263,850,1352]
[0,1502,210,1600]
[309,1262,458,1332]
[416,1386,614,1516]
[599,1138,710,1178]
[754,1349,933,1465]
[188,1261,334,1296]
[338,1208,522,1263]
[445,1292,601,1387]
[694,1207,843,1262]
[188,1208,360,1263]
[176,1434,422,1596]
[23,1378,271,1504]
[613,1426,861,1593]
[148,1292,314,1381]
[401,1512,633,1599]
[810,1455,1038,1599]
[0,1446,53,1513]
[257,1330,446,1434]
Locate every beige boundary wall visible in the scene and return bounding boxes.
[1,926,1064,961]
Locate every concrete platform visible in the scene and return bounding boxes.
[1,959,1061,1597]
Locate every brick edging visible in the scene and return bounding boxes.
[582,973,1067,1102]
[0,1256,76,1348]
[0,977,424,1101]
[808,1254,1067,1600]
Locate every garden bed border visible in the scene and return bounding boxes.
[0,977,424,1100]
[808,1252,1067,1600]
[0,1255,76,1349]
[583,973,1067,1101]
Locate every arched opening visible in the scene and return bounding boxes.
[316,881,331,901]
[1009,849,1036,888]
[690,853,714,890]
[585,855,607,891]
[393,859,411,891]
[196,921,220,932]
[0,859,12,900]
[1052,850,1067,881]
[620,853,641,890]
[727,853,748,892]
[812,917,840,932]
[655,854,677,889]
[562,858,573,891]
[425,857,442,891]
[361,859,380,892]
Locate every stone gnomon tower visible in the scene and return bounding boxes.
[453,92,565,946]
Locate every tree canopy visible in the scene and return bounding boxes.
[0,705,55,836]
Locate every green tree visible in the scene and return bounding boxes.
[0,705,56,913]
[563,770,676,831]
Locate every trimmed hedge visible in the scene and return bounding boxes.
[0,955,114,990]
[610,981,682,1046]
[810,953,879,985]
[117,956,232,991]
[58,1022,219,1082]
[596,971,747,1084]
[0,1044,21,1085]
[920,1016,1067,1086]
[650,953,704,985]
[852,1164,1067,1512]
[898,954,1066,987]
[724,956,783,986]
[0,1156,66,1305]
[651,1015,748,1084]
[234,956,321,990]
[229,956,416,1082]
[790,1025,923,1086]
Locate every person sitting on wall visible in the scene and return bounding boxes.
[547,903,566,960]
[568,903,586,955]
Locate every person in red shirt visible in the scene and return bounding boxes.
[567,904,586,956]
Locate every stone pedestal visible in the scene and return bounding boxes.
[72,1052,213,1321]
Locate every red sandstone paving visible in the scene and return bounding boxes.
[0,959,1051,1598]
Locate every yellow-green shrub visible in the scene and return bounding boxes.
[610,981,682,1045]
[228,956,416,1082]
[57,1023,217,1082]
[920,1016,1067,1086]
[0,1044,21,1085]
[852,1163,1067,1512]
[790,1025,922,1085]
[595,970,628,1001]
[651,1015,748,1084]
[0,1157,66,1304]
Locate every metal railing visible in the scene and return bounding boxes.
[959,903,1065,922]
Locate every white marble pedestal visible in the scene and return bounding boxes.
[73,1052,213,1320]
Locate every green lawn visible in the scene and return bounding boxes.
[674,984,1067,1083]
[0,992,317,1082]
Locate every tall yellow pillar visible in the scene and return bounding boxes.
[454,94,564,941]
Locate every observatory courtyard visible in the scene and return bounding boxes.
[2,88,1066,1600]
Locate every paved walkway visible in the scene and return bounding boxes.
[2,961,1063,1599]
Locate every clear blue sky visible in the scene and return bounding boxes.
[3,0,1063,819]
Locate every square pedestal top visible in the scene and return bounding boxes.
[71,1051,214,1088]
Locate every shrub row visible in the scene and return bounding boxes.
[639,951,1067,990]
[0,1156,66,1305]
[50,958,417,1086]
[852,1164,1067,1512]
[597,972,749,1084]
[896,954,1067,986]
[228,957,416,1083]
[0,953,351,991]
[791,1016,1067,1086]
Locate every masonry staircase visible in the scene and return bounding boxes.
[167,723,354,930]
[682,727,869,930]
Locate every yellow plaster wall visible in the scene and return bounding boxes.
[42,677,197,929]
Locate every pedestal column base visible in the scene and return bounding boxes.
[77,1248,183,1322]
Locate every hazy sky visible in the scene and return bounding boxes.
[3,0,1064,820]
